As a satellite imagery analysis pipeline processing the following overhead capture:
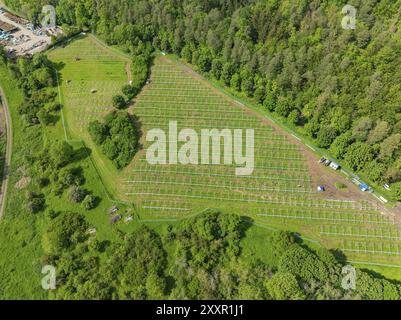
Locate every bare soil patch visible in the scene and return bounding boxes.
[15,176,31,189]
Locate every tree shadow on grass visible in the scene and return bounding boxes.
[98,240,111,253]
[72,146,92,163]
[51,61,66,86]
[331,248,348,263]
[239,215,256,239]
[52,61,66,72]
[130,114,144,151]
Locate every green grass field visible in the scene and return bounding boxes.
[47,35,401,278]
[48,34,132,197]
[0,64,47,299]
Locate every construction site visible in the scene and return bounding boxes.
[0,7,61,57]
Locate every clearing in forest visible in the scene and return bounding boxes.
[50,36,401,266]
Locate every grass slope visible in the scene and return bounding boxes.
[48,34,132,198]
[48,35,401,272]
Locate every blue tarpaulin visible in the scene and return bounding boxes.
[359,183,369,192]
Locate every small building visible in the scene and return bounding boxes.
[109,215,122,224]
[329,162,340,170]
[359,183,369,192]
[108,205,119,214]
[384,184,391,191]
[317,185,325,192]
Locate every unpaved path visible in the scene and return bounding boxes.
[0,86,12,219]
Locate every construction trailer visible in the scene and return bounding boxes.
[329,162,340,170]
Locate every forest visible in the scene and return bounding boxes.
[5,0,401,197]
[40,210,401,300]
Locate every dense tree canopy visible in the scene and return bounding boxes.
[44,210,401,300]
[88,111,140,169]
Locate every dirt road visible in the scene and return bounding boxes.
[0,86,12,219]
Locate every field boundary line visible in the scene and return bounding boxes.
[349,260,401,268]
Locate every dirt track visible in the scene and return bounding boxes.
[0,86,12,219]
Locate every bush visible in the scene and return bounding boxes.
[82,194,98,210]
[26,192,46,213]
[37,109,53,125]
[50,141,74,168]
[392,182,401,201]
[317,127,338,148]
[344,142,374,171]
[88,120,108,145]
[59,167,85,188]
[122,85,137,100]
[334,182,347,190]
[279,245,329,283]
[265,272,305,300]
[42,212,88,255]
[112,95,127,109]
[88,111,140,169]
[27,197,46,213]
[68,186,87,203]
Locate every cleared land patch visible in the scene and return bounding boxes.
[49,37,401,266]
[128,56,401,265]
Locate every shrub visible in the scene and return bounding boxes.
[88,120,108,145]
[265,272,305,300]
[112,95,127,109]
[122,85,137,100]
[26,192,46,213]
[82,194,98,210]
[68,186,87,203]
[88,111,140,169]
[27,197,46,213]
